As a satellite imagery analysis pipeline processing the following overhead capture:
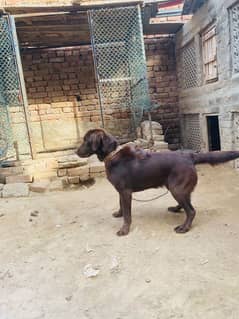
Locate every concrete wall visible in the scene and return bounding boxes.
[176,0,239,155]
[16,36,180,153]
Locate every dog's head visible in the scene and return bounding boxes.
[76,129,118,161]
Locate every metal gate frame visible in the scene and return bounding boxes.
[0,15,35,161]
[87,5,151,138]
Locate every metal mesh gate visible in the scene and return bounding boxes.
[0,16,31,161]
[181,114,201,151]
[88,5,151,139]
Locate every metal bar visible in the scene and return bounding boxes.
[88,9,105,128]
[13,11,71,19]
[137,4,150,97]
[9,15,36,159]
[100,77,132,83]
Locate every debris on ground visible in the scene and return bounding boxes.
[110,256,120,273]
[200,259,209,265]
[0,213,5,218]
[85,243,94,253]
[83,264,100,278]
[0,270,13,280]
[65,295,73,302]
[30,210,39,217]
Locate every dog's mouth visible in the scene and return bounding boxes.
[75,149,92,158]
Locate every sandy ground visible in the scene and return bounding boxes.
[0,164,239,319]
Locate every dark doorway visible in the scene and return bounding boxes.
[207,116,221,151]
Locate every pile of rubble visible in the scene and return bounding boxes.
[0,154,105,198]
[134,120,168,151]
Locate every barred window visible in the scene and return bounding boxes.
[178,40,198,89]
[181,114,201,152]
[202,25,218,82]
[229,1,239,74]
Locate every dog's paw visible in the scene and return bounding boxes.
[174,224,190,233]
[112,210,123,218]
[116,225,130,236]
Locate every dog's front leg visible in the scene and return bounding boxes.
[112,195,123,218]
[117,190,132,236]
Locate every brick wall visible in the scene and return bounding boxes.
[20,36,179,152]
[23,46,99,122]
[145,36,180,149]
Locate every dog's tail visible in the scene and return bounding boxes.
[192,151,239,166]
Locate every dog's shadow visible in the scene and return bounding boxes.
[130,204,219,230]
[131,204,185,227]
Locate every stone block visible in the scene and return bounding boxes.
[61,177,70,188]
[141,120,163,141]
[152,141,168,151]
[29,180,50,193]
[6,175,33,184]
[152,135,165,142]
[57,168,67,177]
[79,174,91,182]
[48,180,64,192]
[2,183,29,198]
[87,154,99,164]
[68,176,80,184]
[33,170,58,180]
[67,165,89,177]
[89,162,105,174]
[0,166,24,176]
[92,172,106,178]
[58,156,88,169]
[134,139,149,148]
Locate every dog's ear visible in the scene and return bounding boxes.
[102,133,117,153]
[90,131,104,152]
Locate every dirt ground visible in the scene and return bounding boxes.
[0,164,239,319]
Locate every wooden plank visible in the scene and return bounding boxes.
[16,24,90,32]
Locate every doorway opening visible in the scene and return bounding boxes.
[207,115,221,151]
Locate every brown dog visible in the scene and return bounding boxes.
[76,128,239,236]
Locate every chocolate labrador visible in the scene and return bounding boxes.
[76,129,239,236]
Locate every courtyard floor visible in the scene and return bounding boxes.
[0,164,239,319]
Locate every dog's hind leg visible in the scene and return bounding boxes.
[168,205,183,213]
[173,197,196,233]
[168,168,197,233]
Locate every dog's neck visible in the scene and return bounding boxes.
[96,141,118,161]
[103,145,122,163]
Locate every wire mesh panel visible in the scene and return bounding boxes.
[181,114,201,151]
[0,16,30,161]
[178,40,198,89]
[230,2,239,74]
[88,6,151,139]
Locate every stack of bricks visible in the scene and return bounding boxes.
[0,154,105,197]
[145,36,180,150]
